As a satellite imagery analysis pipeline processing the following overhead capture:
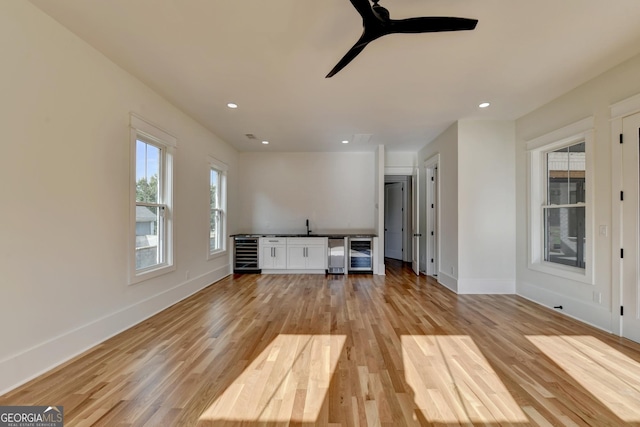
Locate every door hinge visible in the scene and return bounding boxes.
[431,204,434,208]
[621,191,624,201]
[431,176,434,181]
[620,133,624,144]
[621,306,624,316]
[430,258,434,263]
[431,231,434,236]
[621,248,624,258]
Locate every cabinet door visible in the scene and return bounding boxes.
[260,246,274,269]
[305,245,327,269]
[272,246,287,269]
[287,245,307,269]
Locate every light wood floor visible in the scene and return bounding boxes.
[3,260,640,426]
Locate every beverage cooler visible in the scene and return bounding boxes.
[348,237,373,273]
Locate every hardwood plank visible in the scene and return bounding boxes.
[2,259,640,426]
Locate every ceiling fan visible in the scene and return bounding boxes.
[326,0,478,78]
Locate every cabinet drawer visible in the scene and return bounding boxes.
[260,237,287,245]
[286,237,327,246]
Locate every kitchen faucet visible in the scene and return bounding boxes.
[306,219,312,236]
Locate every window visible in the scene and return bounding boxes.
[130,114,176,283]
[208,157,227,258]
[527,118,593,283]
[543,142,585,268]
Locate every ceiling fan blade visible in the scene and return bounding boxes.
[349,0,376,21]
[388,17,478,34]
[326,39,370,78]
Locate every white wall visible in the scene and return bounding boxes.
[417,123,459,291]
[385,151,416,174]
[0,1,238,394]
[516,52,640,332]
[457,121,516,294]
[237,152,375,234]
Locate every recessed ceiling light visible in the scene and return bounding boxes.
[479,102,491,108]
[342,140,349,144]
[227,103,238,109]
[261,140,269,145]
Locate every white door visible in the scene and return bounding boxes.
[425,163,439,277]
[412,168,420,275]
[621,111,640,343]
[384,182,404,260]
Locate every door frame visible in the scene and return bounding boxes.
[425,154,440,277]
[384,181,405,260]
[611,92,640,338]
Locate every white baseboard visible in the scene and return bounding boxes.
[457,278,515,294]
[436,271,457,293]
[517,280,613,333]
[0,264,230,395]
[262,269,326,275]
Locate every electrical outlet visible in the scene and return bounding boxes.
[186,270,190,280]
[450,266,454,275]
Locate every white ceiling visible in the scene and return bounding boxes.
[30,0,640,152]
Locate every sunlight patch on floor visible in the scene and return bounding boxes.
[528,335,640,422]
[198,334,345,424]
[402,335,528,424]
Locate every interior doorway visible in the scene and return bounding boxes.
[384,176,412,262]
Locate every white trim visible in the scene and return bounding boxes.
[457,279,516,295]
[129,115,176,284]
[130,113,177,147]
[384,166,414,175]
[424,154,441,277]
[436,271,457,293]
[518,281,613,333]
[610,92,640,337]
[208,155,228,172]
[262,269,326,275]
[525,117,594,151]
[0,265,231,395]
[610,114,623,336]
[610,92,640,120]
[208,157,228,260]
[527,126,594,285]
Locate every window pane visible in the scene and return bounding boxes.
[210,210,220,252]
[136,205,162,270]
[136,140,160,203]
[210,169,219,209]
[210,168,222,253]
[544,206,585,268]
[546,142,585,205]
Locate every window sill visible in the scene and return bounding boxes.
[129,263,176,285]
[208,249,228,261]
[528,261,593,285]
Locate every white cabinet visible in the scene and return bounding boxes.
[286,238,327,270]
[259,238,287,269]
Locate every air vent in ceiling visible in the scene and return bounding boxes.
[245,133,256,140]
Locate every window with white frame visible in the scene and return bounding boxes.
[130,114,176,283]
[543,142,586,268]
[527,118,593,283]
[209,157,227,258]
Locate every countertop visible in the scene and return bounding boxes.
[231,233,377,238]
